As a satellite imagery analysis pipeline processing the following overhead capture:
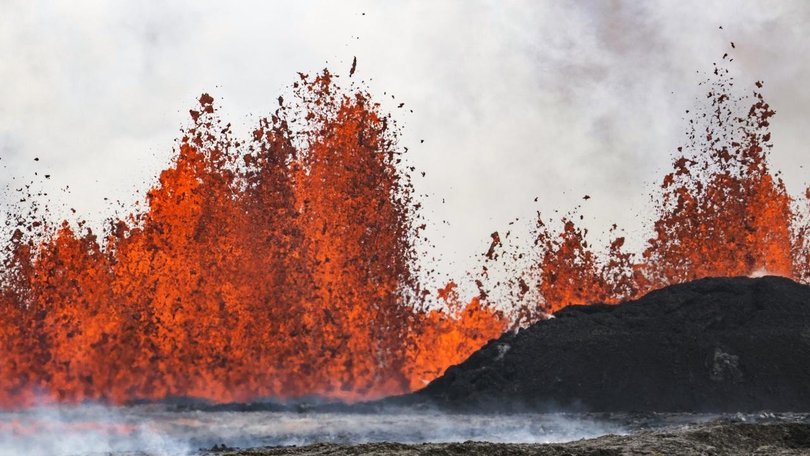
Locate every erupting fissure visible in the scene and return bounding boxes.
[1,60,808,407]
[520,63,810,313]
[0,71,505,406]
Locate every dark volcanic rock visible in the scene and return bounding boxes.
[408,276,810,412]
[214,421,810,455]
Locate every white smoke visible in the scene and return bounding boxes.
[2,0,809,285]
[749,267,771,278]
[0,404,626,455]
[0,404,192,456]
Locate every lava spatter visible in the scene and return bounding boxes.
[1,59,809,407]
[524,63,808,314]
[0,71,504,406]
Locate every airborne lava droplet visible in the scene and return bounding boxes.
[486,232,501,260]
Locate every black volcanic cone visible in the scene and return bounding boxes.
[407,276,810,412]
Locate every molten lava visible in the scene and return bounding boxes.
[530,65,809,312]
[0,71,505,407]
[1,61,808,407]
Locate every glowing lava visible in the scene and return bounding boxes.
[529,64,809,313]
[1,61,808,407]
[0,71,505,406]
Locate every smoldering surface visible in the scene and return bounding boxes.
[0,404,632,455]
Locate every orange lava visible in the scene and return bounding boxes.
[0,71,504,407]
[1,62,808,407]
[531,66,809,312]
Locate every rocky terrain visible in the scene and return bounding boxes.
[210,420,810,455]
[400,276,810,412]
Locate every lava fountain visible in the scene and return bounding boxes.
[0,70,505,407]
[0,58,808,408]
[522,61,810,313]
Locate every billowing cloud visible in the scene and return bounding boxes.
[1,0,808,281]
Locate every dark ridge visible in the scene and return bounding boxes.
[396,276,810,412]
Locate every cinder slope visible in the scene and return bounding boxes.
[411,276,810,412]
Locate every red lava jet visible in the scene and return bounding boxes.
[0,70,505,407]
[527,63,810,313]
[0,59,809,408]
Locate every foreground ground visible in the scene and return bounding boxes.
[208,421,810,455]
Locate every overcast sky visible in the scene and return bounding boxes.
[1,0,809,284]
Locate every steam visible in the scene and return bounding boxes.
[0,404,626,455]
[749,267,771,278]
[0,405,192,456]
